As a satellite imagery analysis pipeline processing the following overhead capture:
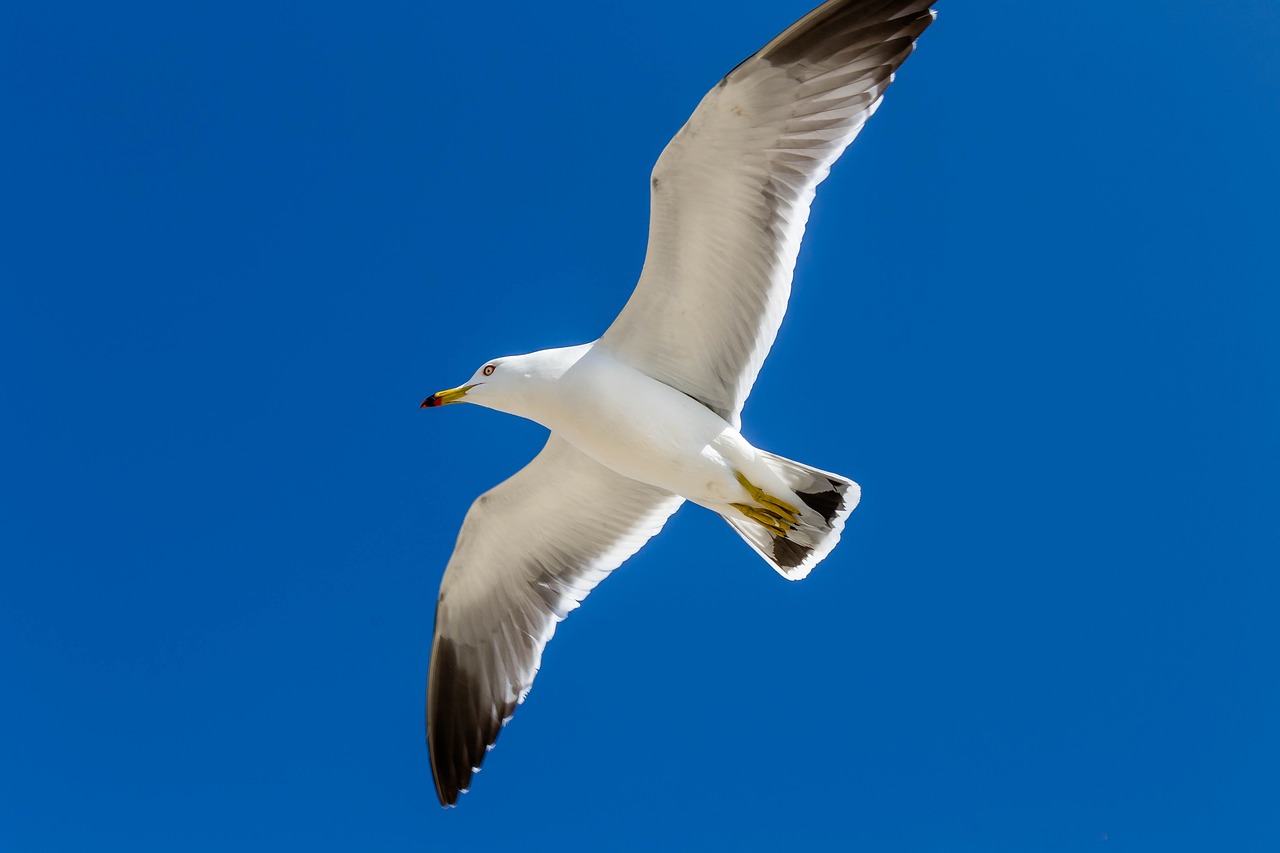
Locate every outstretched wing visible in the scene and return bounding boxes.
[599,0,936,424]
[427,435,684,806]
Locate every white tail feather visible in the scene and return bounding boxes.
[721,451,860,580]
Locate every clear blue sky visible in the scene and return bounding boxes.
[3,1,1278,850]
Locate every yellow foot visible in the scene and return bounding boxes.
[734,471,800,522]
[730,503,792,537]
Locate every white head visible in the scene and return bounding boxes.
[420,344,590,423]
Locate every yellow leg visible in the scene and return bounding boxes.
[730,503,791,537]
[733,471,800,522]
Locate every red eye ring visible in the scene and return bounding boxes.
[482,365,496,376]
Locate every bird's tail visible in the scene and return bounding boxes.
[720,450,860,580]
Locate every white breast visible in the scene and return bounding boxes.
[545,347,751,505]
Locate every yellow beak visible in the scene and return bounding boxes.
[419,384,476,407]
[421,384,474,409]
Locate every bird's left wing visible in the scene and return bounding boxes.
[427,434,684,806]
[600,0,936,424]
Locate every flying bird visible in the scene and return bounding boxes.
[420,0,936,806]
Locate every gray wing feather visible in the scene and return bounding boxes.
[427,435,683,805]
[600,0,936,423]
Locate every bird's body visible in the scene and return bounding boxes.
[419,0,938,805]
[472,344,771,511]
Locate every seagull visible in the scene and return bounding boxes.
[420,0,936,806]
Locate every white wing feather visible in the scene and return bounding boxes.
[601,0,936,423]
[427,435,683,805]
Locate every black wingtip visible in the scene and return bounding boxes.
[763,0,936,67]
[428,636,473,807]
[428,633,515,808]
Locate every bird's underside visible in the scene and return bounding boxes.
[424,0,937,806]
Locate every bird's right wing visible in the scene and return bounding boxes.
[427,434,684,806]
[599,0,936,424]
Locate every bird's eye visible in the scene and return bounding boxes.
[482,364,496,376]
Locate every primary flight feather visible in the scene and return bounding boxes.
[420,0,936,806]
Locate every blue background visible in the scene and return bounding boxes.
[4,1,1278,850]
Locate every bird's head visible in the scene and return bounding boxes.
[420,358,509,410]
[421,344,591,421]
